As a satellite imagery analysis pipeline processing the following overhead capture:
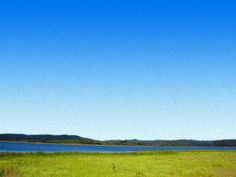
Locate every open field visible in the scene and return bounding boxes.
[0,151,236,177]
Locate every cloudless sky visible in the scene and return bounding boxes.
[0,0,236,140]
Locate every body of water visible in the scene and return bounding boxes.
[0,142,236,153]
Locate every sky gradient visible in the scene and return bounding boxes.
[0,0,236,140]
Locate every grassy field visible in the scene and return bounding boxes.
[0,151,235,177]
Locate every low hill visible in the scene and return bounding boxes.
[104,139,236,147]
[0,134,235,147]
[0,134,101,145]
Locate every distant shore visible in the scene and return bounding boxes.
[1,134,236,147]
[1,140,236,148]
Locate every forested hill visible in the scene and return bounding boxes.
[0,134,236,147]
[0,134,100,144]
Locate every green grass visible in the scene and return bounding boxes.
[0,151,235,177]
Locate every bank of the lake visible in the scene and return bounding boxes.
[0,151,236,177]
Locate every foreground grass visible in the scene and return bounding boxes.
[0,151,235,177]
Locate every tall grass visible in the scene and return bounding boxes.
[0,151,235,177]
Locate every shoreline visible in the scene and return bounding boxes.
[1,141,236,148]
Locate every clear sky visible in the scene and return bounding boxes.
[0,0,236,140]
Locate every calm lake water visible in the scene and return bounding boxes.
[0,142,236,153]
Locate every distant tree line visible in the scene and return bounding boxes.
[0,134,235,147]
[104,139,236,147]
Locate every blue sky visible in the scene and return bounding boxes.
[0,0,236,140]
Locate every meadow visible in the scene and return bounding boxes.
[0,151,235,177]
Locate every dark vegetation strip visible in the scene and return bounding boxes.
[0,134,236,147]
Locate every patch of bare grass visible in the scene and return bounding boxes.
[213,168,236,177]
[0,168,19,177]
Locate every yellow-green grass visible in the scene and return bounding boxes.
[0,151,235,177]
